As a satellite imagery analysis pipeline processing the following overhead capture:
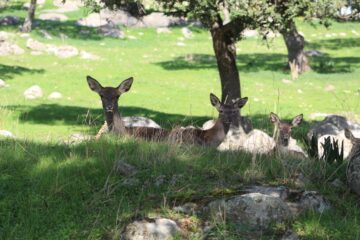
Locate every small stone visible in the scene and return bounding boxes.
[176,42,186,46]
[123,218,181,240]
[0,41,24,56]
[173,203,198,215]
[181,27,193,38]
[97,21,125,38]
[39,13,68,22]
[80,50,100,60]
[53,45,79,58]
[282,79,292,84]
[26,38,47,51]
[114,160,137,177]
[156,27,171,34]
[127,35,137,40]
[0,130,13,138]
[297,89,303,94]
[293,173,310,189]
[24,85,43,99]
[0,79,6,88]
[48,91,62,99]
[299,191,331,214]
[324,84,336,92]
[155,175,166,187]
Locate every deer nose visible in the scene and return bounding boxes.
[105,106,113,112]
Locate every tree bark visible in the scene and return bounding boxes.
[281,20,310,74]
[210,23,241,105]
[21,0,37,33]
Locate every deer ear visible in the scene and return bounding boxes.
[87,76,103,93]
[233,97,248,109]
[270,112,280,124]
[345,128,355,142]
[210,93,221,110]
[292,114,303,127]
[117,77,134,93]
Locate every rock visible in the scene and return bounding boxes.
[97,21,125,38]
[0,79,6,88]
[297,191,330,214]
[0,31,11,41]
[141,12,185,27]
[80,50,100,60]
[293,173,311,189]
[0,16,20,26]
[176,42,185,46]
[52,45,79,58]
[114,160,137,177]
[282,79,292,84]
[181,27,193,38]
[156,27,171,34]
[123,218,181,240]
[207,193,292,232]
[0,130,14,138]
[121,177,140,187]
[39,29,52,39]
[154,175,166,187]
[24,85,43,99]
[76,13,107,27]
[64,133,92,144]
[347,155,360,196]
[324,84,335,92]
[38,13,68,22]
[173,203,198,215]
[281,230,299,240]
[0,41,25,56]
[242,29,258,38]
[305,50,323,57]
[20,33,30,38]
[244,186,289,200]
[330,178,345,190]
[26,38,47,51]
[122,116,161,129]
[308,115,360,159]
[48,91,62,99]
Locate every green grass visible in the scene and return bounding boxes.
[1,0,360,239]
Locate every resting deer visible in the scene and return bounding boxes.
[344,128,360,195]
[270,112,308,158]
[169,93,248,147]
[87,76,169,141]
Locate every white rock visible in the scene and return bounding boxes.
[52,45,79,58]
[48,91,62,99]
[181,27,193,38]
[156,27,171,34]
[39,13,68,22]
[0,130,13,138]
[76,13,107,27]
[97,21,125,38]
[123,218,181,240]
[80,50,100,60]
[0,31,10,41]
[24,85,43,99]
[0,79,6,87]
[0,41,24,56]
[176,42,185,46]
[26,38,47,51]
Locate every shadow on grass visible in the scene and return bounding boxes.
[156,52,360,74]
[0,64,45,79]
[307,38,360,50]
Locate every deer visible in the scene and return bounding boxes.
[270,112,308,158]
[87,75,169,141]
[168,93,248,147]
[344,128,360,196]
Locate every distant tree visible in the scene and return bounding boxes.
[21,0,37,33]
[269,0,343,74]
[84,0,279,112]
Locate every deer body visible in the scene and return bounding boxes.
[169,94,248,147]
[87,76,169,141]
[345,129,360,196]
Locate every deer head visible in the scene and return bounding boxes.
[270,112,303,147]
[210,93,248,132]
[87,76,133,113]
[87,75,133,132]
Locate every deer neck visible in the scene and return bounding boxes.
[105,107,125,134]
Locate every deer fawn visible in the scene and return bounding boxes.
[87,76,169,141]
[270,112,307,158]
[169,93,248,147]
[345,128,360,195]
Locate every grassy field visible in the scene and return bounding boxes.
[1,0,360,239]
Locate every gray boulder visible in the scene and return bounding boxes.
[97,21,125,38]
[123,218,181,240]
[207,193,292,232]
[0,16,20,26]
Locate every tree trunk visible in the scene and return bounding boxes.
[210,24,241,106]
[21,0,37,33]
[282,20,310,74]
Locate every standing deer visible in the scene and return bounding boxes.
[169,93,248,147]
[87,76,169,141]
[270,112,307,158]
[344,128,360,195]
